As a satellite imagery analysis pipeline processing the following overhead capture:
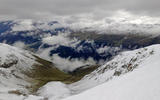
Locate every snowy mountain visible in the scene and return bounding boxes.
[0,43,98,100]
[31,44,160,100]
[68,44,157,93]
[0,43,76,100]
[63,44,160,100]
[0,44,34,99]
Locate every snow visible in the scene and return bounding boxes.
[37,82,71,100]
[0,93,25,100]
[0,43,35,66]
[68,45,154,94]
[24,95,44,100]
[63,45,160,100]
[0,43,38,100]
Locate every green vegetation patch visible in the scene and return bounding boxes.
[25,55,98,93]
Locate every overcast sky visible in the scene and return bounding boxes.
[0,0,160,21]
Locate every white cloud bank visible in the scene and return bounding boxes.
[12,19,35,31]
[12,41,26,49]
[42,33,71,46]
[7,10,160,35]
[51,54,96,72]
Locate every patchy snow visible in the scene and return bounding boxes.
[63,45,160,100]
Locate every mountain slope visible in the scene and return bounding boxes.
[0,43,36,94]
[67,44,156,94]
[0,43,71,99]
[29,44,160,100]
[0,43,98,100]
[0,44,63,99]
[63,45,160,100]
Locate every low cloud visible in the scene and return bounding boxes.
[42,32,81,47]
[3,10,160,35]
[38,46,97,72]
[12,19,34,31]
[12,41,25,49]
[51,54,96,72]
[42,33,71,46]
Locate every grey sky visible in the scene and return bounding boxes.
[0,0,160,20]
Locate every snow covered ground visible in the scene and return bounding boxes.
[67,44,155,93]
[37,82,71,100]
[0,43,36,97]
[63,44,160,100]
[0,43,45,100]
[38,44,160,100]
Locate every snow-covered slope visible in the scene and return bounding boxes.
[0,43,37,99]
[30,44,160,100]
[0,44,36,89]
[0,43,96,100]
[62,44,160,100]
[0,43,73,100]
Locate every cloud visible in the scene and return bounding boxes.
[42,33,70,46]
[1,0,160,35]
[12,19,34,31]
[51,54,96,72]
[0,0,160,21]
[37,46,97,72]
[97,46,120,55]
[42,32,80,46]
[12,41,25,49]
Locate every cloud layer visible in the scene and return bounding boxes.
[0,0,160,21]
